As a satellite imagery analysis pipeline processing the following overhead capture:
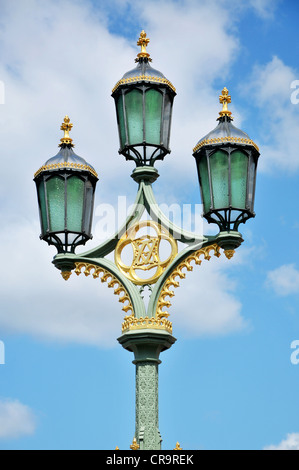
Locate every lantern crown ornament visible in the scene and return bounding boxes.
[193,88,260,234]
[34,116,98,254]
[112,31,176,167]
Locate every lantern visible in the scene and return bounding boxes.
[34,116,98,253]
[193,88,260,233]
[112,31,176,166]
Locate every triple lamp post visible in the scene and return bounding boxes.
[33,31,260,450]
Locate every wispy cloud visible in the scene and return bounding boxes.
[264,433,299,450]
[244,56,299,173]
[266,264,299,296]
[0,399,37,439]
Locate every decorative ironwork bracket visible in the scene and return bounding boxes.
[52,167,243,334]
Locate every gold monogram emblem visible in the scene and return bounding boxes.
[115,221,178,285]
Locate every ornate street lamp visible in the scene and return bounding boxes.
[112,30,176,166]
[34,32,260,450]
[193,87,259,245]
[34,116,98,256]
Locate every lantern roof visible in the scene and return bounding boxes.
[193,88,259,154]
[34,116,98,179]
[112,30,176,95]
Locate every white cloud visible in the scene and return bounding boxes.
[244,56,299,173]
[266,264,299,296]
[162,251,249,337]
[0,218,126,347]
[0,0,259,346]
[264,433,299,450]
[0,399,37,439]
[247,0,280,18]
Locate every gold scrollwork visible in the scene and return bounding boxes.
[112,75,176,94]
[156,244,225,319]
[193,136,259,153]
[115,220,178,286]
[122,315,172,334]
[74,262,134,315]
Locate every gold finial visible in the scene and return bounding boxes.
[136,30,152,62]
[59,115,74,147]
[174,442,182,450]
[218,87,233,119]
[130,437,140,450]
[61,271,72,281]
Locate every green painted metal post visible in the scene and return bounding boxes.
[118,330,176,450]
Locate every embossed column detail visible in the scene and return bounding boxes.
[118,330,176,450]
[135,360,160,450]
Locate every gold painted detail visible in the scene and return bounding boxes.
[130,437,140,450]
[122,315,172,334]
[156,244,222,319]
[74,262,134,315]
[174,442,182,450]
[218,87,233,119]
[224,249,235,260]
[193,136,259,153]
[61,271,72,281]
[136,30,151,62]
[34,161,98,179]
[112,74,176,94]
[115,220,178,286]
[59,115,74,147]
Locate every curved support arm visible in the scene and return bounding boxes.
[141,182,209,245]
[53,254,146,318]
[78,184,146,259]
[148,238,219,319]
[148,230,243,320]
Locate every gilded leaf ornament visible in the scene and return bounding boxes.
[156,244,234,320]
[74,262,134,315]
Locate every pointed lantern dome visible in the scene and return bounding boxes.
[193,88,260,232]
[34,116,98,253]
[112,31,176,166]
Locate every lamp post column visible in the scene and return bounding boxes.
[118,330,176,450]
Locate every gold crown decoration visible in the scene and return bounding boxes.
[130,437,140,450]
[218,87,233,119]
[59,115,74,147]
[136,30,152,62]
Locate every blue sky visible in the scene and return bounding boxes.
[0,0,298,450]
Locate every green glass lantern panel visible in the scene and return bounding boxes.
[145,89,162,145]
[46,176,65,232]
[162,92,172,148]
[198,156,211,213]
[67,176,84,232]
[38,181,48,234]
[230,150,248,209]
[83,180,94,233]
[210,150,229,209]
[116,94,126,148]
[125,89,143,145]
[247,156,256,211]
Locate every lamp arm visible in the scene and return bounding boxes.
[53,254,146,318]
[141,181,209,245]
[147,238,220,319]
[78,183,146,259]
